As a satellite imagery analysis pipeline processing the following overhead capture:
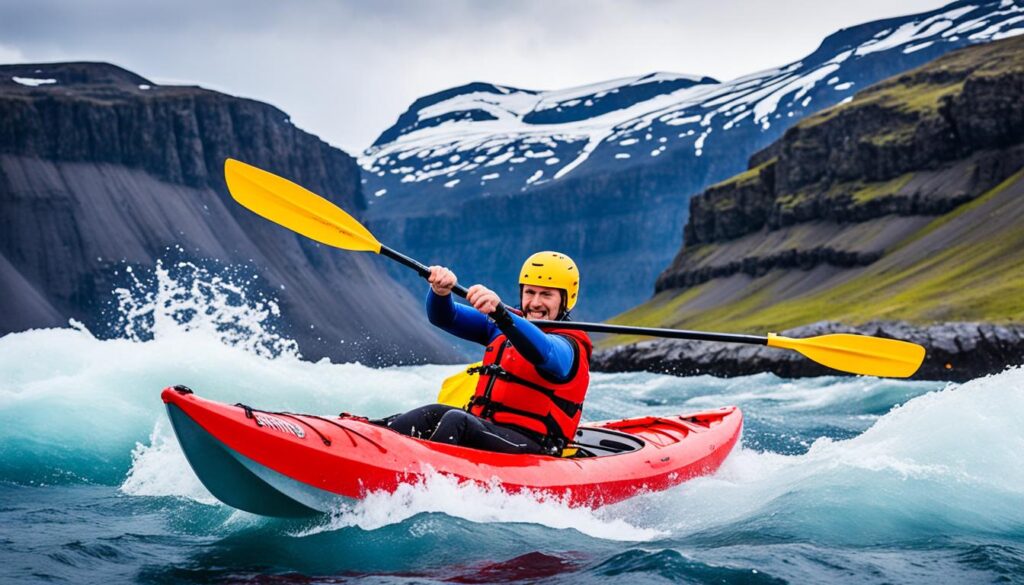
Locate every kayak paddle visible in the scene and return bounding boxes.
[437,361,482,408]
[222,158,926,386]
[224,158,472,296]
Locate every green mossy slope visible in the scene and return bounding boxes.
[609,36,1024,346]
[606,169,1024,345]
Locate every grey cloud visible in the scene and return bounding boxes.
[0,0,950,151]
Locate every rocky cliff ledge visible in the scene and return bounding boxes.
[0,62,358,194]
[0,62,457,364]
[603,36,1024,379]
[594,321,1024,382]
[659,35,1024,292]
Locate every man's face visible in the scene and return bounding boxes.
[521,285,562,320]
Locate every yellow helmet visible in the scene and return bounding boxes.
[519,251,580,311]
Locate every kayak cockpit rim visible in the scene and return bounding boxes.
[570,427,645,457]
[372,418,646,458]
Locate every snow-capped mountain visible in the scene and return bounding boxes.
[362,73,717,199]
[361,0,1024,320]
[363,1,1021,202]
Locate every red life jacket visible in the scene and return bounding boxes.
[468,327,592,447]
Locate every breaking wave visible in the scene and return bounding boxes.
[2,257,1022,562]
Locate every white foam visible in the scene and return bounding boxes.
[111,259,298,360]
[0,260,460,490]
[121,420,217,504]
[297,471,664,542]
[620,367,1024,539]
[5,255,1022,546]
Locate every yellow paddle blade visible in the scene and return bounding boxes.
[767,333,925,378]
[224,158,381,252]
[437,362,481,408]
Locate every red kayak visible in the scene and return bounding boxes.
[162,385,742,517]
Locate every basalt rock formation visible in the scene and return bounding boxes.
[593,321,1024,382]
[0,62,458,364]
[600,36,1024,380]
[660,35,1024,291]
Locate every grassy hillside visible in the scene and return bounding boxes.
[613,170,1022,340]
[607,37,1024,345]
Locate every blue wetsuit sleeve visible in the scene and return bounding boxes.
[497,312,576,382]
[425,289,496,345]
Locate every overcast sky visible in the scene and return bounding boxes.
[0,0,950,152]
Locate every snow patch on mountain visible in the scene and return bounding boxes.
[360,1,1024,196]
[854,4,979,56]
[11,76,57,87]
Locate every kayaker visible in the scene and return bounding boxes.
[386,251,592,456]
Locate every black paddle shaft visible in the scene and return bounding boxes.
[380,245,768,346]
[530,320,768,345]
[380,245,471,298]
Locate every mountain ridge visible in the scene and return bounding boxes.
[596,35,1024,379]
[657,34,1024,293]
[360,0,1024,320]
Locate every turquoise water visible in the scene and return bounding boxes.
[1,264,1023,583]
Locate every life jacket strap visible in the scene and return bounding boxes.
[466,364,582,418]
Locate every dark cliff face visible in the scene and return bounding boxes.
[0,62,458,365]
[597,34,1024,381]
[0,62,357,200]
[659,35,1024,292]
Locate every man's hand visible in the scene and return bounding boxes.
[427,266,457,296]
[467,284,501,315]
